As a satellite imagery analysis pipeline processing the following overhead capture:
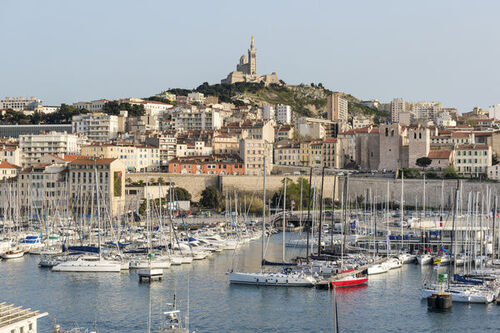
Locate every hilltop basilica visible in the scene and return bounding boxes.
[221,37,279,86]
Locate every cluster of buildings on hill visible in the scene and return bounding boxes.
[1,37,500,217]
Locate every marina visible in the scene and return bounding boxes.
[3,233,500,332]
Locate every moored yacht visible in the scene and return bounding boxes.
[52,256,121,272]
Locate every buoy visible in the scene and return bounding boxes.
[428,292,452,310]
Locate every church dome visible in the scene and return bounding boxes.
[239,55,248,65]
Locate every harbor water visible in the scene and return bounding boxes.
[2,233,500,332]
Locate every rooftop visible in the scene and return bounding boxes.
[0,302,48,329]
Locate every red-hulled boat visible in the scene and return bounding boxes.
[330,270,368,288]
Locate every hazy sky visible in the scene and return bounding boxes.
[1,0,500,112]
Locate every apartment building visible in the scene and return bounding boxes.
[0,96,42,111]
[144,132,177,170]
[72,113,118,141]
[322,138,342,169]
[168,155,244,175]
[455,144,492,175]
[390,98,405,123]
[326,93,348,123]
[239,138,273,175]
[212,135,240,155]
[276,104,292,124]
[19,131,80,167]
[0,145,21,166]
[68,158,125,217]
[73,99,110,112]
[173,110,222,131]
[81,143,160,172]
[274,140,300,166]
[0,161,21,180]
[176,141,213,157]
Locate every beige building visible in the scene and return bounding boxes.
[455,144,492,176]
[81,143,160,172]
[239,138,273,175]
[327,93,348,123]
[391,98,406,123]
[68,158,125,218]
[0,161,20,180]
[427,150,454,170]
[322,138,342,169]
[213,135,240,155]
[274,140,300,166]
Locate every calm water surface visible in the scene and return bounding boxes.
[1,233,500,332]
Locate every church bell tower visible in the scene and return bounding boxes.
[248,36,257,75]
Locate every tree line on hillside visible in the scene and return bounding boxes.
[0,102,145,125]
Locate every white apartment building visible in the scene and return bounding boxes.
[0,96,42,111]
[73,99,110,112]
[19,131,80,167]
[122,98,172,116]
[173,110,222,131]
[455,144,492,175]
[187,92,205,104]
[435,111,456,127]
[81,143,160,172]
[0,161,21,180]
[488,165,500,180]
[0,145,21,166]
[72,112,118,141]
[176,141,213,157]
[352,115,371,129]
[262,104,275,120]
[391,98,405,123]
[276,104,292,124]
[489,104,500,120]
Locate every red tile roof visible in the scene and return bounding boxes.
[428,151,451,159]
[0,161,21,169]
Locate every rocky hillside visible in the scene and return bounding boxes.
[163,82,390,122]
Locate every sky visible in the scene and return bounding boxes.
[1,0,500,112]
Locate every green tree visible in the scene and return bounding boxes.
[272,177,312,211]
[444,165,459,179]
[416,157,432,170]
[173,187,192,201]
[200,186,222,210]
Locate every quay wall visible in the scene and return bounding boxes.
[343,177,499,209]
[126,173,340,201]
[126,173,499,208]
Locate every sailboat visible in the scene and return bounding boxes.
[228,158,317,287]
[137,176,167,280]
[52,165,121,273]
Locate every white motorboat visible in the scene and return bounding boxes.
[417,254,433,265]
[130,257,171,269]
[1,249,25,259]
[386,258,403,270]
[398,253,416,264]
[228,270,317,287]
[52,256,121,272]
[368,263,389,275]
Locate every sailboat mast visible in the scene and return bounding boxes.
[261,157,266,269]
[94,164,101,259]
[306,167,313,262]
[400,172,404,251]
[282,175,287,262]
[317,166,325,256]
